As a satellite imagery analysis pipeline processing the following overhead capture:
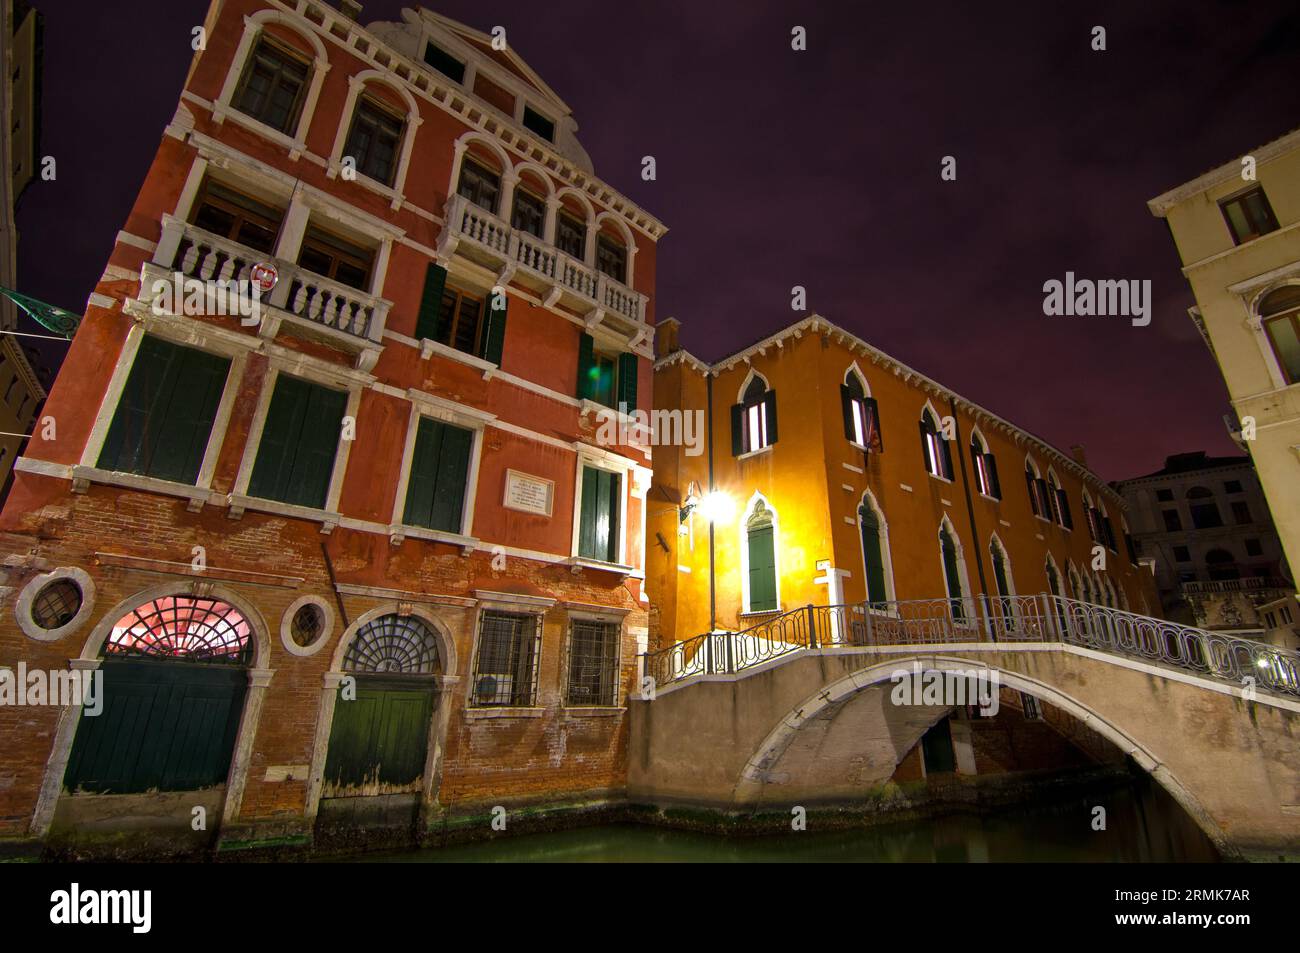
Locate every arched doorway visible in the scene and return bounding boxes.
[64,595,253,794]
[322,613,442,797]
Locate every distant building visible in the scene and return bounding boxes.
[1148,128,1300,632]
[1114,451,1296,647]
[0,0,49,498]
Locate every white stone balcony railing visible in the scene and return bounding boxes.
[1182,577,1293,596]
[442,194,646,326]
[148,216,391,360]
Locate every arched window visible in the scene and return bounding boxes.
[232,33,312,135]
[1259,285,1300,384]
[939,521,967,620]
[595,229,628,284]
[1187,486,1224,530]
[457,150,504,214]
[744,498,779,612]
[990,536,1014,601]
[343,613,442,675]
[970,430,1000,498]
[104,596,253,664]
[1205,548,1239,581]
[341,91,407,187]
[1025,458,1051,520]
[920,407,953,479]
[841,370,881,451]
[1047,470,1072,529]
[732,373,776,455]
[858,493,893,605]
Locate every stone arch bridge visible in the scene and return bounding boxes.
[628,595,1300,860]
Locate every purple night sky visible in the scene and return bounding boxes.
[14,1,1300,479]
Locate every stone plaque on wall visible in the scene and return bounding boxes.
[504,469,554,517]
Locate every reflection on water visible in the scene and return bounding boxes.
[352,775,1221,863]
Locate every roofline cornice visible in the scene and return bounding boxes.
[666,314,1126,505]
[265,0,666,240]
[1148,126,1300,217]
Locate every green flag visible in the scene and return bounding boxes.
[0,285,80,338]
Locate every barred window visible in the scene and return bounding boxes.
[472,611,540,707]
[566,619,620,707]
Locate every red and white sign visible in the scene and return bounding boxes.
[250,262,278,294]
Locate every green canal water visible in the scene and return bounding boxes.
[353,777,1221,863]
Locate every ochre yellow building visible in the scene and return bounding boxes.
[648,316,1158,645]
[1149,128,1300,597]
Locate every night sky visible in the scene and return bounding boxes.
[14,0,1300,479]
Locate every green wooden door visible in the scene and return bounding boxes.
[323,683,434,791]
[63,660,247,794]
[747,524,777,611]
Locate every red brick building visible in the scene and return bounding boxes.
[0,1,664,854]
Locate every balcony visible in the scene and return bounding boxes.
[439,194,647,336]
[141,216,391,371]
[1181,577,1293,596]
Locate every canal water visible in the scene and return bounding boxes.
[354,776,1221,863]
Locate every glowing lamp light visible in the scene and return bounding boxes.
[698,491,736,524]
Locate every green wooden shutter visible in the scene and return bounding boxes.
[98,337,230,485]
[403,416,444,530]
[860,506,887,603]
[576,332,595,399]
[864,397,883,451]
[99,336,177,475]
[248,376,345,509]
[840,384,856,441]
[578,466,620,562]
[248,375,312,504]
[414,263,448,341]
[480,288,507,366]
[763,390,778,444]
[747,524,777,611]
[616,352,638,412]
[985,453,1001,498]
[730,403,744,455]
[941,528,965,619]
[151,347,230,484]
[578,465,599,558]
[992,547,1011,598]
[288,383,346,509]
[430,422,472,532]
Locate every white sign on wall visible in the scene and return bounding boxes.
[503,469,554,517]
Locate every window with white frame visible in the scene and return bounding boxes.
[565,617,620,706]
[577,464,622,563]
[471,610,541,707]
[841,371,882,451]
[732,375,776,455]
[342,96,405,187]
[919,408,952,480]
[232,36,311,135]
[969,431,1000,498]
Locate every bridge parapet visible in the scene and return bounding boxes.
[639,594,1300,700]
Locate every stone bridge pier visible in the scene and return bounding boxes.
[627,643,1300,860]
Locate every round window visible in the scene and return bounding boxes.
[16,568,95,642]
[291,602,325,648]
[32,579,83,630]
[279,596,333,657]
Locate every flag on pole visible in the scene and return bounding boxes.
[0,285,80,338]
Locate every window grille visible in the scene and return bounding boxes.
[566,618,619,706]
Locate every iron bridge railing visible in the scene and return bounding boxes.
[638,594,1300,698]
